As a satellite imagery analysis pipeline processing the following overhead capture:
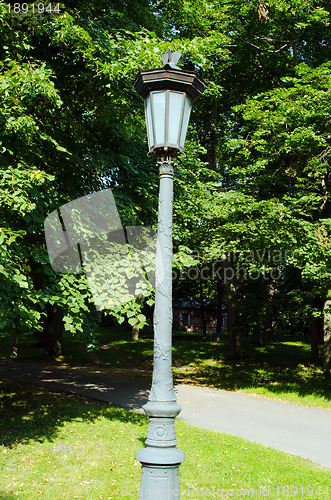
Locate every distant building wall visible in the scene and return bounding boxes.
[173,306,225,333]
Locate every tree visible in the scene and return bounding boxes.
[152,0,330,357]
[0,0,164,352]
[324,297,331,375]
[229,62,330,358]
[1,0,330,366]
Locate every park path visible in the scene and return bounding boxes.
[0,361,330,469]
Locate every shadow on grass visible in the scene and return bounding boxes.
[2,328,330,405]
[0,379,147,449]
[172,337,331,403]
[0,328,153,370]
[0,493,17,499]
[0,331,92,366]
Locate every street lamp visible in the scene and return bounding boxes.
[134,50,205,500]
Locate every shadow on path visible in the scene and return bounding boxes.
[0,361,150,450]
[0,361,150,410]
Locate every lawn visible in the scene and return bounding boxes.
[0,380,330,500]
[1,326,330,408]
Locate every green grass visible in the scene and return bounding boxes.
[1,327,331,408]
[0,380,330,500]
[172,338,331,408]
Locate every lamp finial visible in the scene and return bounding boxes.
[161,49,181,69]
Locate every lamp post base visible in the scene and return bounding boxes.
[136,401,186,499]
[138,464,182,500]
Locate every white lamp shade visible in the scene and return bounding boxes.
[144,90,192,155]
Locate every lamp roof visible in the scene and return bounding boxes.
[134,50,206,103]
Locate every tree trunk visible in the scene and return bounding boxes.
[310,317,319,363]
[10,334,17,357]
[323,299,331,375]
[43,304,64,356]
[222,257,240,357]
[199,275,207,337]
[252,323,263,346]
[132,319,140,341]
[264,275,277,335]
[216,275,223,338]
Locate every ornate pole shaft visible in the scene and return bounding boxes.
[136,159,185,500]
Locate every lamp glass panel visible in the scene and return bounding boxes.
[179,95,192,149]
[152,91,166,146]
[168,91,184,146]
[145,95,154,149]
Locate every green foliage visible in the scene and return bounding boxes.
[155,0,331,339]
[0,0,163,341]
[0,0,330,351]
[224,62,331,300]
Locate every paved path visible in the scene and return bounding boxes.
[176,385,331,469]
[0,361,330,469]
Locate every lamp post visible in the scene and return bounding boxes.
[134,50,205,500]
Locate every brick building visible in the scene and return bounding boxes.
[173,299,226,333]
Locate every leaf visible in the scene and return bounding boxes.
[9,96,19,105]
